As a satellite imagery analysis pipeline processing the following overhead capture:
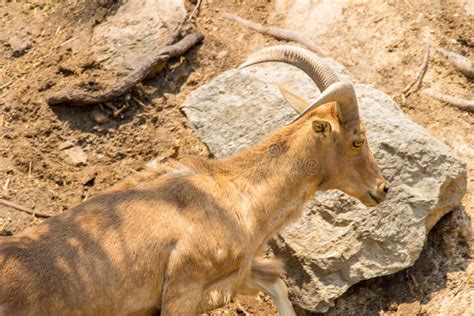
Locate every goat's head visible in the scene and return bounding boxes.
[240,46,389,207]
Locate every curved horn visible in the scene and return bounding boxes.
[239,45,338,92]
[239,45,359,123]
[291,81,358,124]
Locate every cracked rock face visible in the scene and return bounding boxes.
[182,61,467,313]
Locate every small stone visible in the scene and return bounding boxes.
[64,147,87,166]
[145,156,166,169]
[216,50,228,60]
[8,36,32,58]
[37,81,55,92]
[82,172,97,187]
[58,141,74,151]
[0,156,13,172]
[92,108,109,124]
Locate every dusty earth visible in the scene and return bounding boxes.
[0,0,472,315]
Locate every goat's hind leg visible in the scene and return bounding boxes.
[160,276,203,316]
[242,257,295,316]
[251,277,295,316]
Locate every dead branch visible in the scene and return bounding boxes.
[423,89,474,111]
[223,13,326,56]
[436,47,474,79]
[403,41,430,96]
[47,32,204,106]
[0,198,51,218]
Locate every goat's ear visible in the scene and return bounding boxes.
[278,83,309,113]
[312,119,332,137]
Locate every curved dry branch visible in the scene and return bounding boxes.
[223,12,326,56]
[47,32,204,106]
[423,89,474,111]
[403,42,430,96]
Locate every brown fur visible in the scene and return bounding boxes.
[0,94,388,315]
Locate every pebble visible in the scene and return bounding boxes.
[92,108,109,124]
[8,36,32,58]
[58,141,74,151]
[64,146,87,166]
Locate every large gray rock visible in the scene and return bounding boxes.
[182,61,467,313]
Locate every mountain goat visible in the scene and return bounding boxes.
[0,46,389,315]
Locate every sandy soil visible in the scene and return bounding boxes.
[0,0,472,315]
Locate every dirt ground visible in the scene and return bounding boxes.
[0,0,472,315]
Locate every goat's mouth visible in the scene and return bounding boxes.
[368,191,382,205]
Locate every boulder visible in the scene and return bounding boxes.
[182,61,467,313]
[91,0,186,75]
[47,0,186,105]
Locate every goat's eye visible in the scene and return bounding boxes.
[353,139,364,148]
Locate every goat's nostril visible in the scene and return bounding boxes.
[383,185,389,194]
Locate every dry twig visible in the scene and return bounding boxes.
[104,102,117,112]
[423,89,474,111]
[188,0,202,21]
[223,12,325,56]
[0,80,15,91]
[436,47,474,79]
[236,302,250,315]
[403,41,430,96]
[58,37,77,48]
[0,198,51,218]
[131,95,146,107]
[453,281,466,297]
[113,102,131,118]
[47,32,204,106]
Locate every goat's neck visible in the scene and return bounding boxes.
[219,121,323,242]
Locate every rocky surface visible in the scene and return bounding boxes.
[182,61,467,312]
[47,0,186,104]
[91,0,185,74]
